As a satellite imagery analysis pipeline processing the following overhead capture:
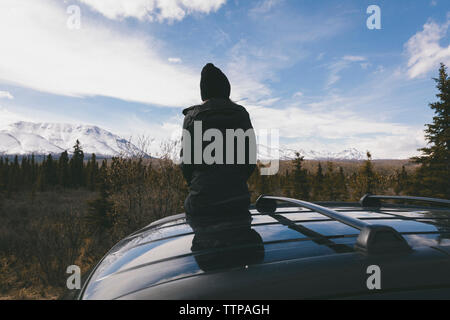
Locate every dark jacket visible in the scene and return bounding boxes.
[181,98,256,216]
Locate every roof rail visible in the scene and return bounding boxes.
[256,195,411,255]
[360,194,450,208]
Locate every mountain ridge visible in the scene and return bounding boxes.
[0,121,141,157]
[0,121,367,160]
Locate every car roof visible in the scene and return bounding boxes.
[81,198,450,300]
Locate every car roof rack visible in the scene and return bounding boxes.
[360,194,450,208]
[255,195,412,255]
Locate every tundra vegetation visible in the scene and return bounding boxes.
[0,64,448,299]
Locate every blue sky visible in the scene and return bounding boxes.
[0,0,449,158]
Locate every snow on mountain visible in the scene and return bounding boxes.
[0,121,142,157]
[0,121,365,160]
[258,145,365,161]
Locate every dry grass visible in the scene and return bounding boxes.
[0,190,96,300]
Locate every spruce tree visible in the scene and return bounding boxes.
[86,153,99,191]
[393,166,408,195]
[86,162,114,234]
[412,63,450,198]
[292,152,310,200]
[44,154,58,186]
[324,162,338,200]
[70,140,85,187]
[0,157,4,191]
[335,167,348,201]
[58,151,70,188]
[312,163,324,200]
[30,154,37,185]
[351,152,379,199]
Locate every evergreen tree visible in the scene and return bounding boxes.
[335,167,348,201]
[324,162,339,200]
[70,140,85,187]
[393,166,408,195]
[312,163,324,200]
[85,164,114,233]
[86,153,99,191]
[44,154,58,187]
[362,152,377,194]
[412,63,450,198]
[58,151,70,188]
[292,152,310,200]
[8,155,21,192]
[0,157,4,191]
[351,152,379,199]
[30,154,37,186]
[36,166,46,192]
[21,156,29,186]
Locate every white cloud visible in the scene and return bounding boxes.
[77,0,226,22]
[0,91,14,100]
[248,105,412,140]
[168,57,182,63]
[0,0,201,107]
[256,97,281,106]
[246,104,425,159]
[405,18,450,79]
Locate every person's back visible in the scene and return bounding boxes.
[181,63,256,220]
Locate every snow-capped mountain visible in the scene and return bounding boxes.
[0,121,142,157]
[0,121,365,160]
[258,145,365,161]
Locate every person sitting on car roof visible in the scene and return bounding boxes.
[180,63,256,221]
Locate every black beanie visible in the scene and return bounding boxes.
[200,63,231,101]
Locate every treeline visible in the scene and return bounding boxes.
[0,140,101,194]
[0,144,443,204]
[248,152,413,203]
[0,146,416,203]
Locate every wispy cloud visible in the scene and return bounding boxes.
[405,17,450,78]
[76,0,227,22]
[0,91,14,100]
[326,56,367,87]
[227,7,348,103]
[168,57,182,63]
[226,40,274,103]
[0,0,201,107]
[249,0,283,16]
